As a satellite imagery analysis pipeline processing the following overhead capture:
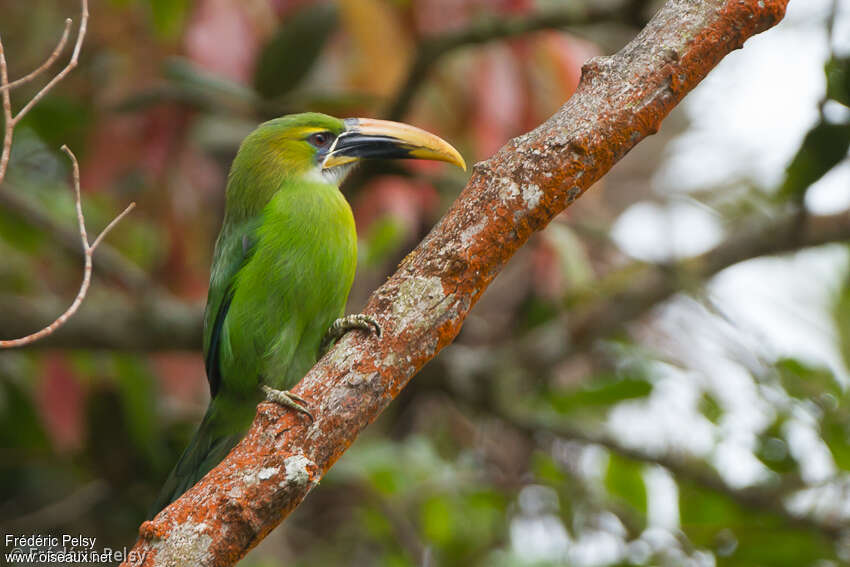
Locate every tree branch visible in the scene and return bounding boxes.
[505,412,846,541]
[384,2,640,121]
[124,1,791,565]
[6,209,846,350]
[0,292,202,349]
[2,480,109,532]
[566,209,850,349]
[423,375,846,541]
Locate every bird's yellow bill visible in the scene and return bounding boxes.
[322,118,466,171]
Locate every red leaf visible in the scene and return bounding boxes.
[36,355,84,453]
[153,353,208,406]
[530,237,564,300]
[471,44,525,159]
[184,0,260,83]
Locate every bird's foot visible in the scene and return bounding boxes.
[320,314,382,355]
[261,385,314,422]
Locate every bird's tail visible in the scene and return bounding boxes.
[148,403,243,519]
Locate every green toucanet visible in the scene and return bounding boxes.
[150,113,465,516]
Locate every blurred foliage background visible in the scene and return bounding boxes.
[1,0,850,565]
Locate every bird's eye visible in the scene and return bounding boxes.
[307,132,334,148]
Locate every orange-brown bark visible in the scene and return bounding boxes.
[124,1,790,565]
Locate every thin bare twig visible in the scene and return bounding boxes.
[0,0,136,348]
[13,3,88,124]
[0,28,13,182]
[0,186,151,290]
[0,0,88,183]
[0,17,72,92]
[0,146,135,348]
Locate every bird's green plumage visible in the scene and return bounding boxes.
[151,113,356,515]
[150,111,464,518]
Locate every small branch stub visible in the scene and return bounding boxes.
[0,147,135,348]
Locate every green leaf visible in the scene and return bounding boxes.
[679,482,835,567]
[360,506,394,539]
[821,417,850,470]
[327,436,447,496]
[834,273,850,374]
[518,294,559,330]
[679,481,835,565]
[604,453,647,524]
[826,56,850,107]
[531,452,567,486]
[542,223,593,289]
[0,203,48,256]
[16,96,92,155]
[163,57,259,105]
[679,483,741,538]
[148,0,189,39]
[254,4,338,99]
[463,490,506,537]
[381,553,414,567]
[360,215,407,268]
[0,375,49,450]
[5,127,67,188]
[775,358,841,404]
[112,356,163,465]
[699,391,723,424]
[421,495,454,545]
[779,119,850,201]
[724,527,834,566]
[754,416,797,474]
[549,374,652,415]
[420,489,505,559]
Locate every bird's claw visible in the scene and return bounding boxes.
[320,314,381,355]
[261,385,314,422]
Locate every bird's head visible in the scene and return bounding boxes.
[234,112,466,188]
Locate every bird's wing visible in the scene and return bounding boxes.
[150,229,257,518]
[203,230,255,398]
